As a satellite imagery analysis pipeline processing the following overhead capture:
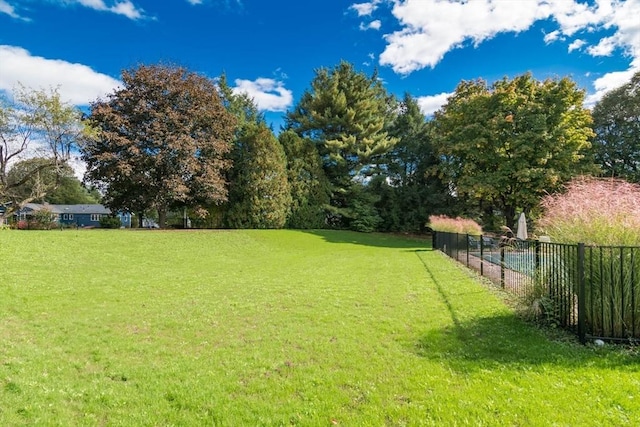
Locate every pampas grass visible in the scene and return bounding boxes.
[428,215,482,235]
[537,177,640,246]
[537,176,640,339]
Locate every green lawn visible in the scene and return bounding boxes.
[1,229,638,426]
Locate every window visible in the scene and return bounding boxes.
[91,214,101,222]
[63,213,74,220]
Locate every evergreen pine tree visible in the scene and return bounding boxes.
[279,130,330,228]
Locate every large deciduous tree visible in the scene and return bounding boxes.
[592,71,640,183]
[432,74,594,230]
[1,86,88,214]
[7,158,99,205]
[82,64,236,228]
[285,61,397,229]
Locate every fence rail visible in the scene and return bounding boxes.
[433,231,640,343]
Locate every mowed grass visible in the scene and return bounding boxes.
[1,229,639,426]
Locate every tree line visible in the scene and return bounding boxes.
[1,62,638,232]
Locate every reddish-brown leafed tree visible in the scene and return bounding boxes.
[82,64,236,228]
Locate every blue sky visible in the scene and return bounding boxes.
[1,0,639,132]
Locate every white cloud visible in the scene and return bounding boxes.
[360,19,381,31]
[186,0,244,7]
[544,30,563,44]
[568,38,586,52]
[0,0,27,20]
[232,78,293,112]
[548,0,605,37]
[377,0,640,77]
[379,0,552,74]
[588,35,618,56]
[584,58,640,107]
[350,1,380,17]
[109,1,144,19]
[1,0,146,20]
[416,92,451,116]
[0,45,121,105]
[75,0,145,19]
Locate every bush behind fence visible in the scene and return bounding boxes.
[434,231,640,343]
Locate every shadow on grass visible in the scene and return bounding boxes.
[413,250,639,371]
[301,229,433,249]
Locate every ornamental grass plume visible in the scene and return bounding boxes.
[428,215,482,235]
[537,176,640,246]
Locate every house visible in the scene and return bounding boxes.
[0,203,9,224]
[16,203,131,228]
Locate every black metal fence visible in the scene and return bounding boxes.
[433,231,640,344]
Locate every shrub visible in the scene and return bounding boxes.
[537,176,640,246]
[519,278,561,327]
[427,215,482,235]
[25,209,57,230]
[99,215,122,229]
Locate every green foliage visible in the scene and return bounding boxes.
[285,61,397,227]
[520,274,561,327]
[592,71,640,183]
[343,185,381,233]
[7,158,99,205]
[225,123,292,228]
[1,86,88,213]
[585,245,640,339]
[83,64,236,228]
[373,94,454,232]
[432,73,595,230]
[219,76,292,229]
[21,207,57,230]
[279,130,330,229]
[99,215,122,229]
[217,74,265,133]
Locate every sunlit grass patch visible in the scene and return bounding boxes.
[0,229,638,425]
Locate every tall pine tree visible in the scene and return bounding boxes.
[285,61,397,229]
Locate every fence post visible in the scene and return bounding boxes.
[466,234,470,267]
[535,240,541,272]
[480,234,484,277]
[500,246,505,289]
[577,243,586,344]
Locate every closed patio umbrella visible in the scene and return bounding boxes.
[516,212,528,240]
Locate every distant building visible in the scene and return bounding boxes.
[15,203,131,228]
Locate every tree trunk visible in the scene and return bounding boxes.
[504,205,516,232]
[158,208,167,229]
[137,212,144,228]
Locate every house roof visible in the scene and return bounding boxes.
[21,203,112,215]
